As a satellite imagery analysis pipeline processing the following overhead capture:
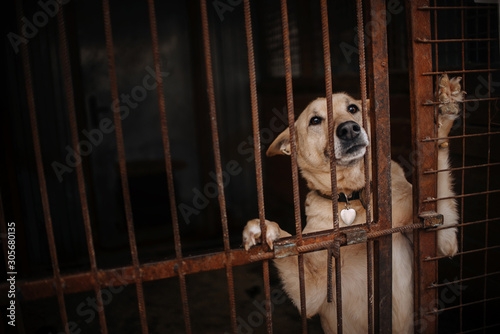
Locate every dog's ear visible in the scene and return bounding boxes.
[266,127,291,157]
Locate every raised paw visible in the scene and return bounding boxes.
[242,219,281,251]
[437,74,466,139]
[438,74,466,118]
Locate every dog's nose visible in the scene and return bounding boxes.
[336,121,361,140]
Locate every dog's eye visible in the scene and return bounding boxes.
[309,116,323,126]
[348,104,359,114]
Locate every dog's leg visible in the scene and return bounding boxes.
[242,219,327,317]
[435,74,465,257]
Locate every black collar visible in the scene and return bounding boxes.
[316,188,366,209]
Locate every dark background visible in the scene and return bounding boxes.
[2,0,500,333]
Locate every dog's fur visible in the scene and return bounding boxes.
[242,75,464,333]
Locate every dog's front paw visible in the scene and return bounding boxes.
[438,74,466,119]
[242,219,281,251]
[437,227,458,257]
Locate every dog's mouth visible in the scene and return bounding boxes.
[334,135,369,166]
[324,141,368,165]
[345,144,366,155]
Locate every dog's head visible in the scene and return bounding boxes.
[267,93,370,191]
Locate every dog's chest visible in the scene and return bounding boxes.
[304,193,367,233]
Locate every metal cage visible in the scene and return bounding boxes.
[1,0,499,333]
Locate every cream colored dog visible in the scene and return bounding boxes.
[242,75,463,333]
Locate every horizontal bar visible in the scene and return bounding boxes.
[423,189,500,203]
[435,217,500,231]
[459,323,500,334]
[424,245,500,262]
[424,162,500,174]
[428,270,500,289]
[416,37,497,43]
[422,97,500,106]
[422,68,500,76]
[421,131,500,143]
[418,6,497,10]
[425,296,500,315]
[0,221,426,303]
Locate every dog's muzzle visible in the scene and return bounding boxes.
[334,121,369,165]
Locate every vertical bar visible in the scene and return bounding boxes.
[242,1,273,332]
[199,1,238,332]
[279,1,308,332]
[101,1,149,332]
[319,2,343,332]
[55,6,108,333]
[354,0,374,331]
[483,7,492,332]
[319,0,339,231]
[406,0,439,332]
[367,240,375,334]
[356,0,372,226]
[366,0,393,333]
[459,2,466,332]
[145,1,192,333]
[16,1,70,333]
[431,2,440,330]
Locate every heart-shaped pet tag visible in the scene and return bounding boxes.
[340,208,356,226]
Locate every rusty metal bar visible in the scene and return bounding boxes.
[423,162,500,174]
[279,0,308,332]
[459,3,466,330]
[483,10,493,329]
[423,97,500,105]
[459,324,500,334]
[435,217,500,231]
[407,1,440,332]
[279,0,303,243]
[319,1,343,332]
[2,222,426,303]
[327,246,333,303]
[354,0,374,331]
[365,0,393,332]
[425,296,500,314]
[424,245,500,262]
[16,1,70,333]
[56,6,108,334]
[421,131,500,142]
[367,240,374,334]
[319,0,339,232]
[101,0,149,332]
[422,68,500,75]
[242,0,272,332]
[333,241,342,333]
[415,37,497,43]
[199,0,238,332]
[422,189,500,202]
[356,1,371,228]
[428,271,500,289]
[146,0,192,332]
[418,5,497,10]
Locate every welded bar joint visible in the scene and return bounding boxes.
[274,239,299,259]
[345,229,368,245]
[419,211,444,229]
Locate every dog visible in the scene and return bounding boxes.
[242,74,463,333]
